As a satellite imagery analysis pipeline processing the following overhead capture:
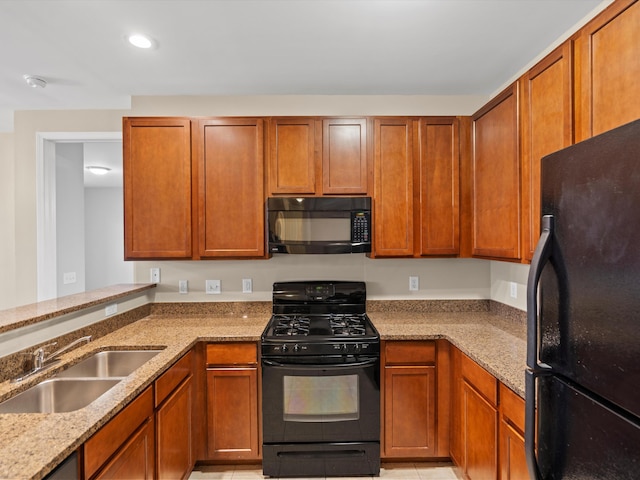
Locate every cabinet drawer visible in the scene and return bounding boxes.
[155,351,193,407]
[84,386,154,479]
[499,383,525,434]
[206,342,257,366]
[385,341,436,365]
[461,353,498,406]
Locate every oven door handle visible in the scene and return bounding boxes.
[262,357,379,369]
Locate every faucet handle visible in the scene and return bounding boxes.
[32,342,57,368]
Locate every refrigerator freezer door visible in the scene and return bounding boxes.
[535,374,640,480]
[539,119,640,418]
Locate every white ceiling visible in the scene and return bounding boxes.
[0,0,608,132]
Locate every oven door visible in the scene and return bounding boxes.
[262,355,380,444]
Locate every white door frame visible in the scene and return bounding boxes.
[36,132,122,301]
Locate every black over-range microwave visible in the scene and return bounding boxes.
[267,197,371,254]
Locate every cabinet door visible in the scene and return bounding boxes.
[156,377,193,480]
[373,118,415,256]
[418,117,459,256]
[322,118,368,194]
[471,84,520,260]
[94,418,155,480]
[499,417,527,480]
[196,118,265,258]
[575,0,640,141]
[123,117,192,259]
[269,117,316,194]
[462,382,498,480]
[520,43,573,262]
[206,367,259,460]
[384,365,436,457]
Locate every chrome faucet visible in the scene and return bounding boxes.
[12,335,92,383]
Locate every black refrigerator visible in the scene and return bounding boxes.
[526,119,640,479]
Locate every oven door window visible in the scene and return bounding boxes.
[283,374,359,422]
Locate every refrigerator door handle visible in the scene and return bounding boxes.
[525,369,548,480]
[526,215,554,370]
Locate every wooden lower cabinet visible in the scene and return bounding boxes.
[93,418,155,480]
[450,346,526,480]
[83,387,155,479]
[82,351,195,480]
[205,343,260,461]
[155,351,194,480]
[382,340,450,459]
[499,384,528,480]
[463,381,498,480]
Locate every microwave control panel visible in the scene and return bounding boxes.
[351,211,371,243]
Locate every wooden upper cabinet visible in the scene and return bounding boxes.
[195,118,265,258]
[322,118,368,194]
[471,84,520,261]
[575,0,640,141]
[123,117,192,259]
[269,117,316,194]
[417,117,460,256]
[520,42,573,262]
[373,118,415,257]
[268,117,369,196]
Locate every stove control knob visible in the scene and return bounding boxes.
[354,343,361,352]
[281,344,288,353]
[293,344,300,352]
[342,344,348,352]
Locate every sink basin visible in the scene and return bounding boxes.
[0,378,120,413]
[54,350,162,378]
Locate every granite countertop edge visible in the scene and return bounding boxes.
[0,309,526,480]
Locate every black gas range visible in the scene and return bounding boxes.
[261,281,380,478]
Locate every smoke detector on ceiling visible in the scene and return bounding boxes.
[23,75,47,88]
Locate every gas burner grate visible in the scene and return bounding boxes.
[273,315,310,336]
[332,326,366,336]
[329,315,366,336]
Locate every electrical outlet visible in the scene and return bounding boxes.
[206,279,221,294]
[510,281,517,299]
[150,268,160,283]
[179,280,188,294]
[409,276,419,291]
[242,278,253,293]
[105,304,117,316]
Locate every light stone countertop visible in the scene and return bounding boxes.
[0,308,526,480]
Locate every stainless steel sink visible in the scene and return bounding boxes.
[54,350,162,378]
[0,378,120,413]
[0,349,163,414]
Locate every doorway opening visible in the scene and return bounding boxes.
[36,132,133,301]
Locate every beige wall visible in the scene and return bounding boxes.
[12,109,127,307]
[6,95,534,312]
[0,133,16,310]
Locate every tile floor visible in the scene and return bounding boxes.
[189,462,461,480]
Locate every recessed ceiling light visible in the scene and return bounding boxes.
[128,33,154,49]
[86,166,111,175]
[23,74,47,88]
